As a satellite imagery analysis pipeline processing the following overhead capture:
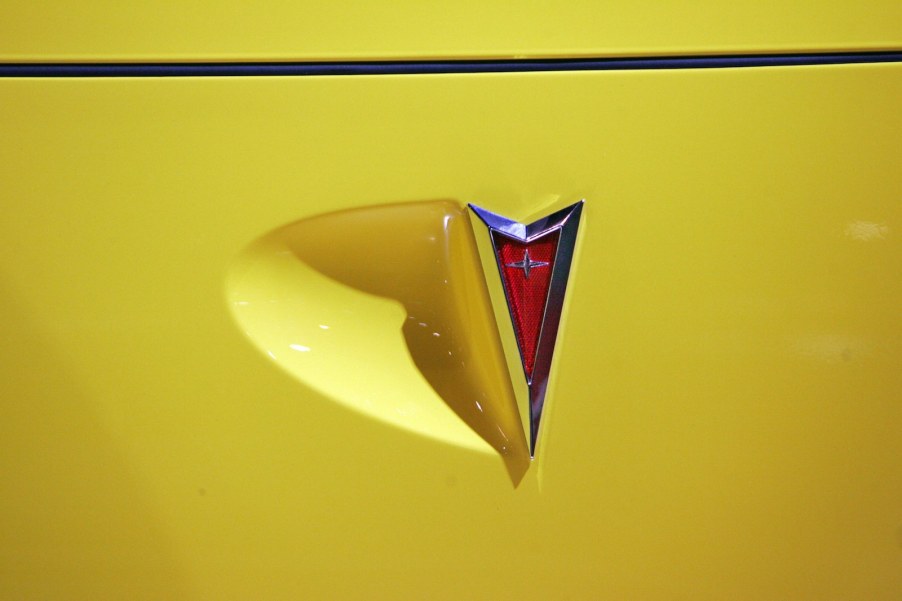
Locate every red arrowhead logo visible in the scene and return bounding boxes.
[469,201,583,456]
[492,229,559,381]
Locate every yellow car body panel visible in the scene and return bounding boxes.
[2,63,901,598]
[1,1,902,61]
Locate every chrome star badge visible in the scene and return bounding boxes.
[469,201,583,456]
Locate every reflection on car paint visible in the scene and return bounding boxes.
[228,200,530,484]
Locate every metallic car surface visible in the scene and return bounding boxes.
[1,14,901,601]
[2,1,902,61]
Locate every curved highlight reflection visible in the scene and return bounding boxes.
[229,201,529,485]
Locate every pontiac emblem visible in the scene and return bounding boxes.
[469,201,584,456]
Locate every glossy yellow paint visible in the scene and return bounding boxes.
[2,0,902,61]
[1,64,901,599]
[228,201,530,482]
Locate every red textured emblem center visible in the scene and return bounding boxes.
[491,229,560,380]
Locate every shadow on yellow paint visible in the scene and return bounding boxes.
[230,200,529,485]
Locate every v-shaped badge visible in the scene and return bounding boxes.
[469,201,584,457]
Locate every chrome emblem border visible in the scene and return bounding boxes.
[469,201,584,456]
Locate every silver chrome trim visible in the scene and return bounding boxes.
[469,201,584,456]
[504,249,549,279]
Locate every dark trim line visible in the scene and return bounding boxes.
[1,51,901,77]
